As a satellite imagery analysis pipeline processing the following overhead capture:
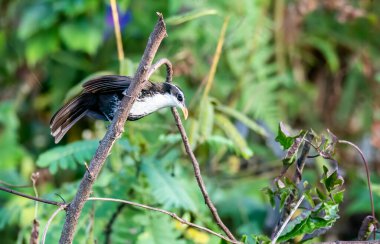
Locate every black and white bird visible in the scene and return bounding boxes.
[50,75,188,143]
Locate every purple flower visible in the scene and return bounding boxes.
[104,5,132,39]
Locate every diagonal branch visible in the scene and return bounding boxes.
[149,58,237,242]
[148,57,237,242]
[171,109,237,241]
[58,13,168,244]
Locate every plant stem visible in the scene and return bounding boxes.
[109,0,124,62]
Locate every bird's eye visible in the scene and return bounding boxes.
[177,93,183,102]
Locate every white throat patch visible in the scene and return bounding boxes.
[129,93,177,117]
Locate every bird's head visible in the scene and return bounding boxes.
[166,83,188,119]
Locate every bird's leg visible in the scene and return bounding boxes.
[122,90,133,97]
[102,112,113,130]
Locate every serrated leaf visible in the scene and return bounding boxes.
[36,140,99,173]
[332,190,345,204]
[215,114,253,159]
[278,202,340,242]
[275,123,295,150]
[141,157,197,211]
[216,105,267,137]
[321,169,344,193]
[136,214,184,244]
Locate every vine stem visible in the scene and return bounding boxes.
[42,205,66,244]
[338,139,377,238]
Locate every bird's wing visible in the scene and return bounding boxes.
[82,75,133,93]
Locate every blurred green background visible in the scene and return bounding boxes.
[0,0,379,243]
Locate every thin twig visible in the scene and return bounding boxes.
[104,203,125,244]
[88,197,241,244]
[109,0,124,61]
[59,13,168,244]
[42,205,66,244]
[148,58,173,83]
[171,108,237,241]
[149,56,237,241]
[0,185,65,207]
[0,179,31,188]
[271,195,305,244]
[338,140,377,238]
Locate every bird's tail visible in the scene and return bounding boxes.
[50,93,94,143]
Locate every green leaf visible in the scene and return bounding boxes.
[262,187,275,208]
[166,9,218,25]
[205,135,236,152]
[18,4,57,39]
[278,202,340,242]
[136,214,184,244]
[141,157,197,211]
[275,123,294,150]
[215,114,253,159]
[25,30,59,65]
[321,168,344,193]
[0,102,27,169]
[303,36,339,72]
[216,105,267,137]
[332,190,345,204]
[36,140,99,173]
[251,234,271,244]
[60,19,102,55]
[199,97,214,140]
[188,119,199,150]
[159,134,182,144]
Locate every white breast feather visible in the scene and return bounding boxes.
[129,93,176,117]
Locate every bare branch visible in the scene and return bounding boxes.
[59,13,168,244]
[171,108,237,241]
[104,203,125,244]
[271,195,305,244]
[148,55,237,241]
[0,179,31,188]
[0,185,65,207]
[42,205,66,244]
[148,58,173,83]
[88,197,242,244]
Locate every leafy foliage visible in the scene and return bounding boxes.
[0,0,379,243]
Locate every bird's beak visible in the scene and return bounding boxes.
[181,106,188,120]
